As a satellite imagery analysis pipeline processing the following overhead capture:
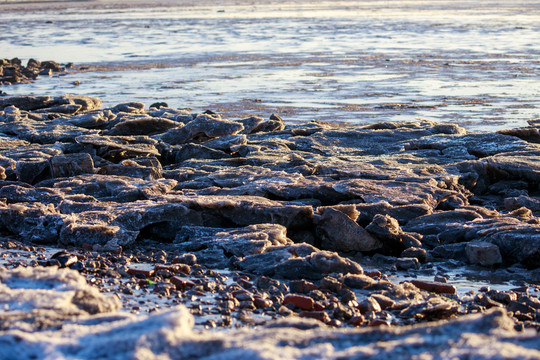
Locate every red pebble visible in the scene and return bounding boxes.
[170,276,196,290]
[253,296,273,309]
[313,302,325,311]
[283,294,315,311]
[349,315,365,326]
[299,311,330,323]
[365,270,382,278]
[369,319,391,327]
[154,264,191,275]
[238,278,254,289]
[410,280,457,294]
[126,268,154,278]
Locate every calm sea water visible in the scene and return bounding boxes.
[1,1,539,130]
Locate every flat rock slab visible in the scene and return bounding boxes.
[0,266,120,331]
[1,95,540,272]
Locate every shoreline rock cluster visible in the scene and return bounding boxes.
[0,94,539,357]
[0,58,69,86]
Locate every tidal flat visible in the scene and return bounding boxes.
[0,1,539,359]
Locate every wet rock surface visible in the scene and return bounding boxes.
[0,58,70,86]
[0,95,539,357]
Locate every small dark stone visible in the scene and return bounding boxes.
[150,102,168,109]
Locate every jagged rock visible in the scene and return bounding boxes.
[333,178,455,207]
[175,223,291,262]
[97,161,161,180]
[58,222,139,248]
[0,95,51,110]
[366,214,423,251]
[234,243,318,274]
[49,153,94,178]
[403,209,483,236]
[483,155,540,187]
[272,250,364,279]
[76,134,160,158]
[0,202,65,243]
[36,175,177,203]
[0,266,120,331]
[465,241,503,266]
[505,195,540,214]
[175,143,231,162]
[0,118,101,144]
[107,116,179,135]
[406,132,538,158]
[401,247,427,262]
[316,207,382,252]
[498,127,540,143]
[202,134,247,151]
[430,243,467,261]
[247,113,285,133]
[159,114,243,144]
[342,274,376,289]
[0,184,65,205]
[111,102,145,113]
[239,116,264,134]
[159,194,313,228]
[68,110,116,129]
[480,225,540,268]
[354,201,433,225]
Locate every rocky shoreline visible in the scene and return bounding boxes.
[0,93,539,358]
[0,58,70,87]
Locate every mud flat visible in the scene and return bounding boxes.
[0,94,539,358]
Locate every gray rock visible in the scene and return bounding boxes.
[403,209,483,236]
[0,266,120,331]
[67,110,116,129]
[0,201,65,243]
[97,161,161,180]
[430,243,467,261]
[272,250,363,280]
[248,113,285,133]
[76,134,160,158]
[111,102,145,113]
[465,241,503,266]
[333,178,456,207]
[161,194,313,228]
[107,116,179,136]
[175,223,291,261]
[238,116,264,134]
[505,195,540,214]
[59,222,139,248]
[175,143,231,162]
[159,114,243,144]
[401,247,427,262]
[480,225,540,268]
[316,207,382,252]
[49,153,94,178]
[354,201,433,225]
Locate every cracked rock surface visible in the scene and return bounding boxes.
[0,95,539,358]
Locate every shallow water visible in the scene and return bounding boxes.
[1,1,540,130]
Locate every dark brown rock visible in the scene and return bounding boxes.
[49,153,94,178]
[316,207,382,252]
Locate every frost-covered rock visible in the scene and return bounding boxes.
[0,266,120,331]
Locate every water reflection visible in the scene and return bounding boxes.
[1,1,539,131]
